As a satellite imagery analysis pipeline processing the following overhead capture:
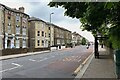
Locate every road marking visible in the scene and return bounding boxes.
[72,56,75,58]
[12,63,21,67]
[0,63,22,73]
[50,56,55,58]
[73,65,82,75]
[38,58,48,62]
[39,57,43,58]
[79,56,81,59]
[63,59,65,61]
[29,59,36,62]
[29,57,52,62]
[82,55,91,65]
[78,59,81,62]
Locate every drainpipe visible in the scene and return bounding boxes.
[3,8,5,49]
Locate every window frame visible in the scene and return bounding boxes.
[42,31,44,37]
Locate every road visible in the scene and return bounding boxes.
[1,45,93,79]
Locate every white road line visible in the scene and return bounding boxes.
[51,56,55,58]
[39,59,44,62]
[29,57,50,62]
[29,59,36,62]
[79,56,81,59]
[55,54,58,55]
[63,59,65,61]
[72,56,75,58]
[38,58,48,62]
[12,63,21,67]
[0,63,22,73]
[44,57,48,60]
[78,59,81,62]
[0,66,18,73]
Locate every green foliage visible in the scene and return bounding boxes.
[81,38,86,45]
[103,39,112,48]
[48,2,120,49]
[48,2,88,18]
[48,2,109,32]
[109,26,120,49]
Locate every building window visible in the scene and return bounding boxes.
[62,40,64,44]
[37,40,40,46]
[45,33,46,37]
[16,16,20,22]
[8,23,11,33]
[52,41,54,45]
[49,27,50,30]
[7,40,11,48]
[49,33,50,37]
[8,25,11,33]
[37,31,40,36]
[22,39,26,48]
[42,23,44,29]
[48,41,50,46]
[16,39,20,48]
[8,16,11,20]
[42,31,44,37]
[57,39,60,44]
[16,25,20,34]
[22,26,26,35]
[22,18,27,23]
[42,40,44,46]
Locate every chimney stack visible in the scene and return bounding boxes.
[12,8,17,10]
[19,7,24,13]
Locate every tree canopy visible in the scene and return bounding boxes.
[48,2,120,49]
[81,38,87,45]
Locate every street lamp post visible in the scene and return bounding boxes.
[49,13,54,49]
[50,12,54,23]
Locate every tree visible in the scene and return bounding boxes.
[48,2,120,49]
[81,38,86,45]
[48,2,109,34]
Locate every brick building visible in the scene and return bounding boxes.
[0,4,29,55]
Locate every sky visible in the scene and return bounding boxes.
[0,0,94,42]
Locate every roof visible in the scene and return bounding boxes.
[0,3,29,17]
[46,22,71,33]
[28,17,47,24]
[72,32,82,37]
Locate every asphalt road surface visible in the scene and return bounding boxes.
[1,45,93,79]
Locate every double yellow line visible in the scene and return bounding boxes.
[73,53,93,76]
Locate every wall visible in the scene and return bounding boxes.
[0,7,4,50]
[28,21,35,49]
[50,25,54,46]
[2,48,28,56]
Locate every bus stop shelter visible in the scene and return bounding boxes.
[94,36,108,59]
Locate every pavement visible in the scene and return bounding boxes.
[0,50,50,60]
[75,47,117,79]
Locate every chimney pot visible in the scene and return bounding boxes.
[19,7,24,13]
